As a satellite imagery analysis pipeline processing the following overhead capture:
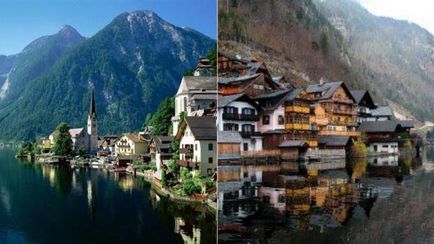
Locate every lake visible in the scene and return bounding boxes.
[0,149,216,244]
[218,148,434,243]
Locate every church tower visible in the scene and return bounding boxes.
[87,89,98,154]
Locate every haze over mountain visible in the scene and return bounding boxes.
[314,0,434,122]
[0,10,215,140]
[219,0,434,124]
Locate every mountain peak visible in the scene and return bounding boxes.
[58,25,83,39]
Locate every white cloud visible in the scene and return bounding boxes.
[357,0,434,34]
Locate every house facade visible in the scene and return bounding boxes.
[176,117,217,177]
[306,81,360,138]
[114,133,148,157]
[171,76,217,136]
[149,136,174,180]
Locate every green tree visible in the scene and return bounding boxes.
[147,97,175,136]
[52,122,73,156]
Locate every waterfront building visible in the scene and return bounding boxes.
[114,133,148,157]
[98,135,118,154]
[359,120,412,155]
[175,116,217,177]
[306,81,360,138]
[171,76,217,136]
[148,136,174,180]
[218,93,262,152]
[350,90,377,124]
[218,130,243,161]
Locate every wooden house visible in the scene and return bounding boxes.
[306,81,360,138]
[218,131,243,161]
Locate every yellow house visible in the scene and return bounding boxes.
[114,133,148,157]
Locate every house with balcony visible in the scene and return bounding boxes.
[306,81,360,139]
[350,90,377,124]
[284,89,318,148]
[148,136,174,180]
[175,117,217,177]
[171,75,217,136]
[218,93,263,152]
[359,120,413,155]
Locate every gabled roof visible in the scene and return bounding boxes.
[218,73,260,85]
[351,90,376,108]
[177,76,216,95]
[319,136,352,147]
[176,117,217,140]
[399,120,414,129]
[152,136,174,152]
[359,120,401,133]
[278,140,308,148]
[218,93,261,110]
[69,128,85,137]
[254,89,292,111]
[122,133,147,143]
[218,131,242,143]
[306,81,356,102]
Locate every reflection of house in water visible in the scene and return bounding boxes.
[174,217,201,244]
[367,155,398,167]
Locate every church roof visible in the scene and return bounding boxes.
[89,89,96,117]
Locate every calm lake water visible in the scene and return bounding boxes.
[219,148,434,244]
[0,149,216,244]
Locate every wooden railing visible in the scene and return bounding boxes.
[285,106,310,114]
[285,123,311,130]
[241,150,281,157]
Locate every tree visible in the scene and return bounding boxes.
[52,122,73,156]
[145,97,175,136]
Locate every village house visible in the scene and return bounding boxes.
[148,136,174,180]
[218,93,263,152]
[359,120,413,155]
[370,106,395,121]
[114,133,148,157]
[171,76,217,136]
[350,90,377,124]
[175,117,217,177]
[218,130,243,161]
[306,81,360,139]
[98,135,118,154]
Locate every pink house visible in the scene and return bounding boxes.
[254,90,290,133]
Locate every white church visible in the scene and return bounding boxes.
[49,90,98,154]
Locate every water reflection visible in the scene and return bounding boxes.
[219,149,432,243]
[0,150,216,244]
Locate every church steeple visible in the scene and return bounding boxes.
[87,88,98,154]
[89,89,96,118]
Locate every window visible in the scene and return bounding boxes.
[242,124,254,132]
[242,108,254,115]
[183,97,187,112]
[207,169,213,175]
[224,106,238,114]
[208,157,213,164]
[278,115,284,125]
[243,143,249,151]
[262,115,270,125]
[208,143,213,151]
[195,144,197,150]
[223,123,239,131]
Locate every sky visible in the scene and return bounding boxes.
[0,0,216,55]
[357,0,434,35]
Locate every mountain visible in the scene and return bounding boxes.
[0,25,85,101]
[219,0,368,89]
[313,0,434,122]
[0,10,215,140]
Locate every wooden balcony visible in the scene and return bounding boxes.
[285,123,311,130]
[240,131,262,138]
[285,106,310,114]
[239,114,259,121]
[222,113,239,120]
